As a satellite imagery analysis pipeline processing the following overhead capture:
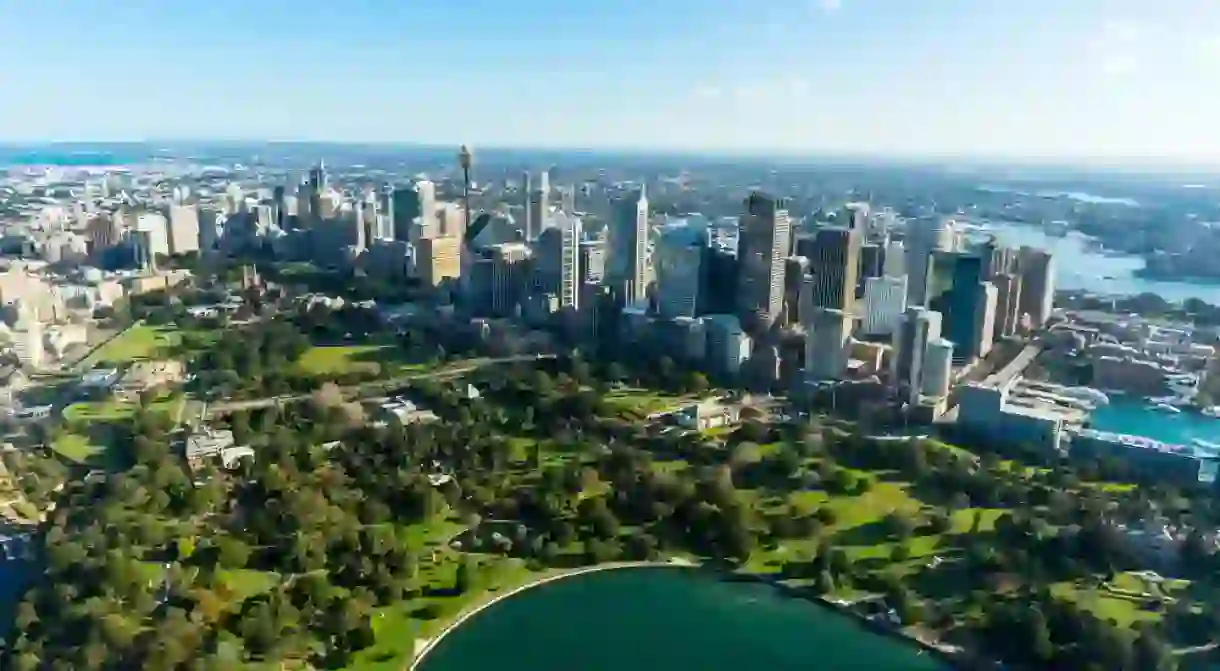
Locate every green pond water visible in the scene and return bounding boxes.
[418,567,947,671]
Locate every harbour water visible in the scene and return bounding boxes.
[1089,396,1220,447]
[979,222,1220,305]
[419,567,944,671]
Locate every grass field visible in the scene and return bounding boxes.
[54,396,185,465]
[1050,581,1165,627]
[294,345,431,378]
[78,323,182,368]
[602,387,693,417]
[50,432,101,463]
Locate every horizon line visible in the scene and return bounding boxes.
[2,138,1220,172]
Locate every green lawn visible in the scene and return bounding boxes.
[79,323,182,368]
[294,345,431,378]
[1051,581,1165,628]
[603,387,692,417]
[344,516,547,671]
[50,431,102,463]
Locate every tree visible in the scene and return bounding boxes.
[454,559,474,594]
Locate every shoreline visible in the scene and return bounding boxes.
[406,558,964,670]
[407,558,695,670]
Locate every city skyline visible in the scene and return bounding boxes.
[3,0,1220,163]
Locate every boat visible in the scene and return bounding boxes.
[1149,403,1182,414]
[1192,438,1220,452]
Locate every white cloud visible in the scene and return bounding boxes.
[693,85,723,99]
[817,0,842,12]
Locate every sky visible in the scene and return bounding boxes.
[2,0,1220,162]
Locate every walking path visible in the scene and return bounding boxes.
[407,558,696,670]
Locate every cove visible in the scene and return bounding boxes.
[417,566,947,671]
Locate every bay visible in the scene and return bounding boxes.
[418,567,945,671]
[980,223,1220,304]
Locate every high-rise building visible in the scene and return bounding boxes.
[167,204,200,256]
[862,275,908,335]
[559,186,576,216]
[883,239,905,277]
[134,212,170,263]
[86,215,122,258]
[308,160,327,192]
[579,238,606,284]
[842,202,869,231]
[805,308,852,380]
[736,192,791,332]
[921,338,955,398]
[654,225,704,320]
[972,282,998,361]
[859,242,885,285]
[992,272,1022,338]
[488,242,532,317]
[703,314,752,376]
[521,172,533,241]
[893,306,943,405]
[806,226,862,313]
[199,209,220,252]
[417,235,461,287]
[945,253,984,362]
[1017,246,1055,329]
[528,171,550,240]
[784,257,811,326]
[609,186,649,306]
[555,211,582,311]
[392,180,436,242]
[905,217,955,305]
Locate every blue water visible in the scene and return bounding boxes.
[980,223,1220,304]
[1089,397,1220,446]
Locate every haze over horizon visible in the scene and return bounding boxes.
[4,0,1220,163]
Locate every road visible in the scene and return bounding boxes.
[204,354,554,417]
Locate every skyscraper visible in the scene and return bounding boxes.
[992,272,1023,338]
[736,192,791,332]
[806,226,862,313]
[921,338,955,398]
[488,242,531,317]
[654,224,704,320]
[805,308,852,380]
[944,252,985,362]
[521,171,533,241]
[416,235,461,287]
[1017,246,1055,329]
[905,217,955,305]
[392,180,436,242]
[167,204,200,256]
[528,171,550,240]
[609,185,649,306]
[555,211,582,311]
[893,306,943,405]
[862,275,908,336]
[972,282,998,361]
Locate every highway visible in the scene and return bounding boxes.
[203,354,555,418]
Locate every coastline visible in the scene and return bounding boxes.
[407,558,696,670]
[405,558,964,671]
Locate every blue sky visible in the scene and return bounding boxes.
[2,0,1219,160]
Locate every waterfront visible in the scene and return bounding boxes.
[979,222,1220,304]
[1089,396,1220,446]
[417,566,945,671]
